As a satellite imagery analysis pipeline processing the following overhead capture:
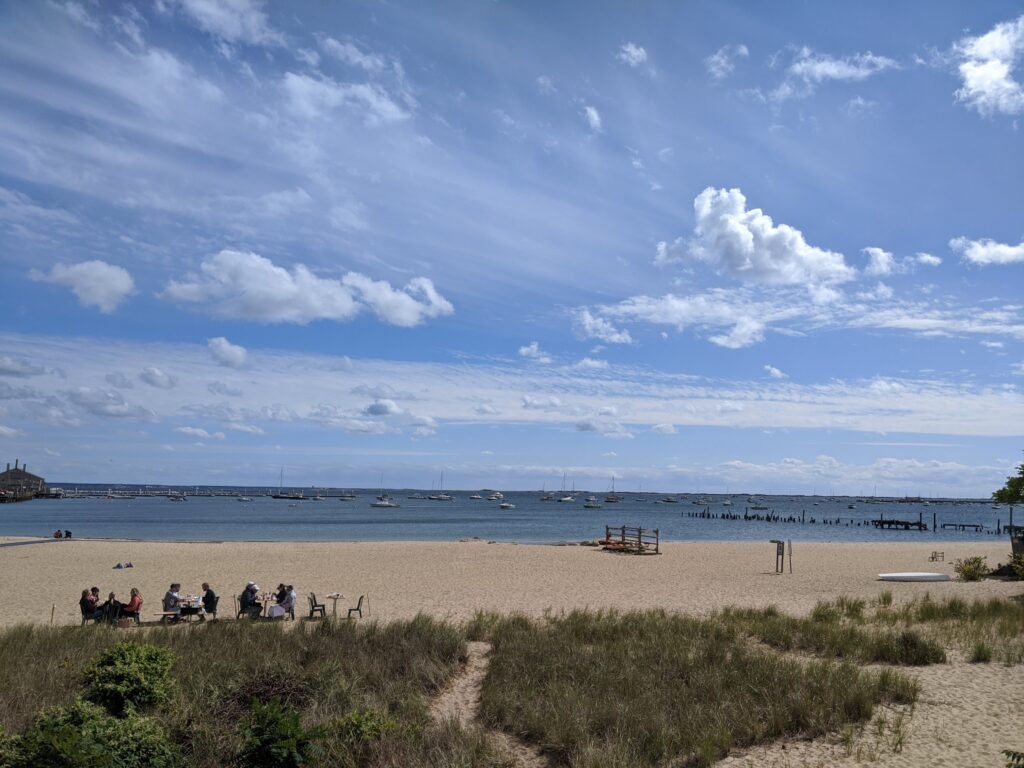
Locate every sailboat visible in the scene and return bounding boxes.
[428,471,453,501]
[370,474,400,508]
[604,476,623,503]
[557,473,575,502]
[539,482,555,501]
[271,467,304,500]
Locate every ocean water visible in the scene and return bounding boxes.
[0,489,1015,543]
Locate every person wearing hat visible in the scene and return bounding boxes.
[239,581,262,618]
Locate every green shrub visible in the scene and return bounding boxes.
[82,642,175,717]
[235,697,325,767]
[953,556,991,582]
[971,642,993,663]
[10,699,180,768]
[336,708,400,749]
[1011,554,1024,581]
[869,630,946,666]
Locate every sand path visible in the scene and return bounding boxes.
[430,640,548,767]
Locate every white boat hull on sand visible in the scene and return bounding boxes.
[877,572,951,582]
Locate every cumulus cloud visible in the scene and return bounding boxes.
[281,72,408,124]
[363,399,402,416]
[174,426,225,439]
[30,260,134,313]
[139,367,178,389]
[162,250,452,327]
[208,381,243,397]
[688,187,855,289]
[705,44,749,80]
[176,0,282,46]
[207,337,247,368]
[855,282,894,301]
[954,15,1024,116]
[651,423,677,434]
[521,394,562,410]
[583,105,602,132]
[573,309,633,344]
[616,42,648,67]
[67,387,156,421]
[573,358,609,370]
[518,342,552,364]
[105,372,133,389]
[764,365,786,379]
[950,236,1024,265]
[772,48,898,101]
[576,417,633,438]
[862,247,895,276]
[0,356,45,377]
[916,252,942,267]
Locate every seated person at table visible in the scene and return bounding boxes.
[99,591,122,623]
[268,583,290,618]
[121,588,143,622]
[79,589,102,622]
[162,583,182,621]
[199,583,217,621]
[239,582,262,617]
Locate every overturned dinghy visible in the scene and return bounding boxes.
[878,572,951,582]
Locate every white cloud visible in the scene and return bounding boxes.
[981,340,1004,349]
[0,425,20,438]
[705,44,749,80]
[521,395,562,410]
[208,381,243,397]
[320,38,386,73]
[105,372,133,389]
[174,426,225,440]
[688,187,855,289]
[176,0,281,46]
[863,246,895,276]
[207,337,247,368]
[364,398,402,416]
[536,75,556,94]
[139,367,178,389]
[764,365,786,379]
[583,105,602,132]
[954,15,1024,116]
[573,358,609,370]
[281,72,409,124]
[573,309,632,344]
[616,42,648,68]
[225,422,264,435]
[0,356,45,377]
[30,261,134,313]
[67,387,156,421]
[950,236,1024,265]
[916,252,942,267]
[473,404,499,416]
[575,418,632,438]
[351,384,415,400]
[772,48,898,101]
[518,342,552,364]
[162,250,452,327]
[855,282,894,301]
[651,423,677,434]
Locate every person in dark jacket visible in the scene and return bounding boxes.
[199,582,217,621]
[79,588,102,622]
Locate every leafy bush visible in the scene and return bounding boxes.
[235,697,325,767]
[336,708,401,751]
[10,699,180,768]
[82,642,175,717]
[1011,554,1024,581]
[953,556,991,582]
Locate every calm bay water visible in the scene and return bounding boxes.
[0,489,1014,543]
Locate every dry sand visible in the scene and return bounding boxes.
[2,537,1021,766]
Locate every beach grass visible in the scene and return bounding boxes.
[476,609,918,768]
[0,615,510,767]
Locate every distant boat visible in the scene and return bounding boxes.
[540,483,555,501]
[656,496,677,504]
[584,500,603,509]
[605,476,623,503]
[848,503,856,509]
[692,498,709,505]
[499,501,515,509]
[408,493,426,499]
[487,491,504,501]
[272,468,304,499]
[558,495,576,503]
[469,493,484,500]
[236,496,252,502]
[338,490,356,500]
[721,498,733,507]
[371,494,400,508]
[428,472,453,501]
[168,494,186,502]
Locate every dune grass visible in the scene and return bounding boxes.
[0,616,510,767]
[476,610,918,768]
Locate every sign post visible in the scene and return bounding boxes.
[770,539,785,573]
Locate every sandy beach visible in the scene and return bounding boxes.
[2,537,1022,766]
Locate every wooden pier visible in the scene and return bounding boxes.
[870,516,927,531]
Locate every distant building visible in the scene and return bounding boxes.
[0,459,47,498]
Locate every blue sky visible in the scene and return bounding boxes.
[1,0,1023,495]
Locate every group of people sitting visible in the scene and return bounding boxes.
[238,582,297,619]
[79,586,143,624]
[161,583,218,623]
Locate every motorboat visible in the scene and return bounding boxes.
[487,491,504,501]
[469,493,484,500]
[371,494,400,508]
[499,501,516,509]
